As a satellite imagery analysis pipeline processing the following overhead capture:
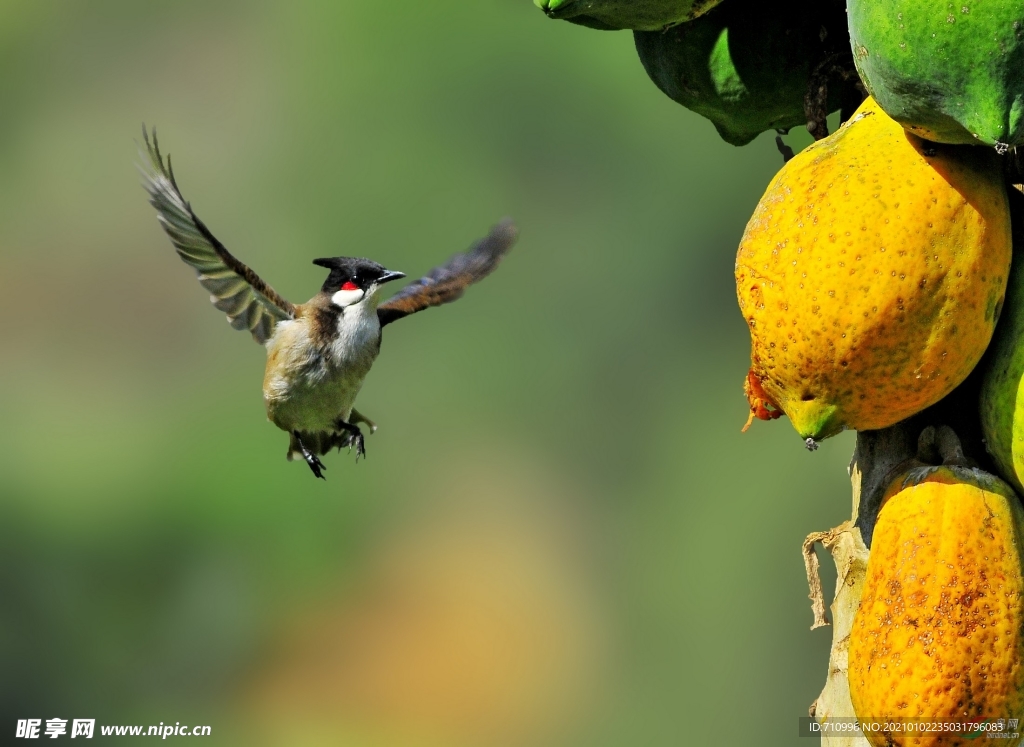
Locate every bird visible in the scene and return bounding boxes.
[138,127,518,479]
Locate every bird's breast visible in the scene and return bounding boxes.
[325,305,382,370]
[261,306,381,433]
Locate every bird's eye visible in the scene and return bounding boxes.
[341,281,359,291]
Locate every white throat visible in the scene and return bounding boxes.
[331,288,365,307]
[327,289,382,368]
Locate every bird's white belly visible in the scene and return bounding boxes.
[262,309,380,433]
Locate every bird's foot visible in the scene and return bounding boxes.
[335,419,367,461]
[304,450,327,479]
[294,433,327,480]
[339,429,366,461]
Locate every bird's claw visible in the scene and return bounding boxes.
[352,432,367,461]
[303,450,327,479]
[338,429,367,461]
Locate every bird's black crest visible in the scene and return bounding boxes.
[313,256,390,293]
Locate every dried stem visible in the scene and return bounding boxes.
[803,522,853,629]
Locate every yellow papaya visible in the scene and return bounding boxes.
[737,97,1011,443]
[849,465,1024,746]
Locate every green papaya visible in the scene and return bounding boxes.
[849,0,1024,147]
[634,0,852,146]
[534,0,722,31]
[982,188,1024,492]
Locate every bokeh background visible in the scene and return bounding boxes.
[0,1,856,744]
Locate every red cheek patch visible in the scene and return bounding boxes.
[341,281,359,291]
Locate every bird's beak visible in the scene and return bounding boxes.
[379,270,406,284]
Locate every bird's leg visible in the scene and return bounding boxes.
[334,418,366,460]
[292,431,327,480]
[350,408,377,434]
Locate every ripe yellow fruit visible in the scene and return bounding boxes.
[737,97,1011,441]
[849,466,1024,746]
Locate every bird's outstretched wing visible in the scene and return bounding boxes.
[138,126,295,344]
[377,219,518,327]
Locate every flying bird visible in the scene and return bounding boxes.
[139,127,517,479]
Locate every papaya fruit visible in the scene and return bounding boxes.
[534,0,721,31]
[981,188,1024,494]
[737,97,1011,442]
[849,0,1024,147]
[848,464,1024,745]
[634,0,851,146]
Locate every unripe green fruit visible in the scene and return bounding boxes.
[634,0,850,146]
[534,0,721,31]
[981,189,1024,492]
[849,0,1024,147]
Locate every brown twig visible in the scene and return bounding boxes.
[805,52,864,139]
[804,69,830,141]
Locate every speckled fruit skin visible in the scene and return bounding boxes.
[634,0,849,146]
[849,466,1024,746]
[533,0,721,31]
[849,0,1024,146]
[737,97,1011,441]
[981,188,1024,495]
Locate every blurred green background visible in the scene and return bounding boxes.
[0,1,856,744]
